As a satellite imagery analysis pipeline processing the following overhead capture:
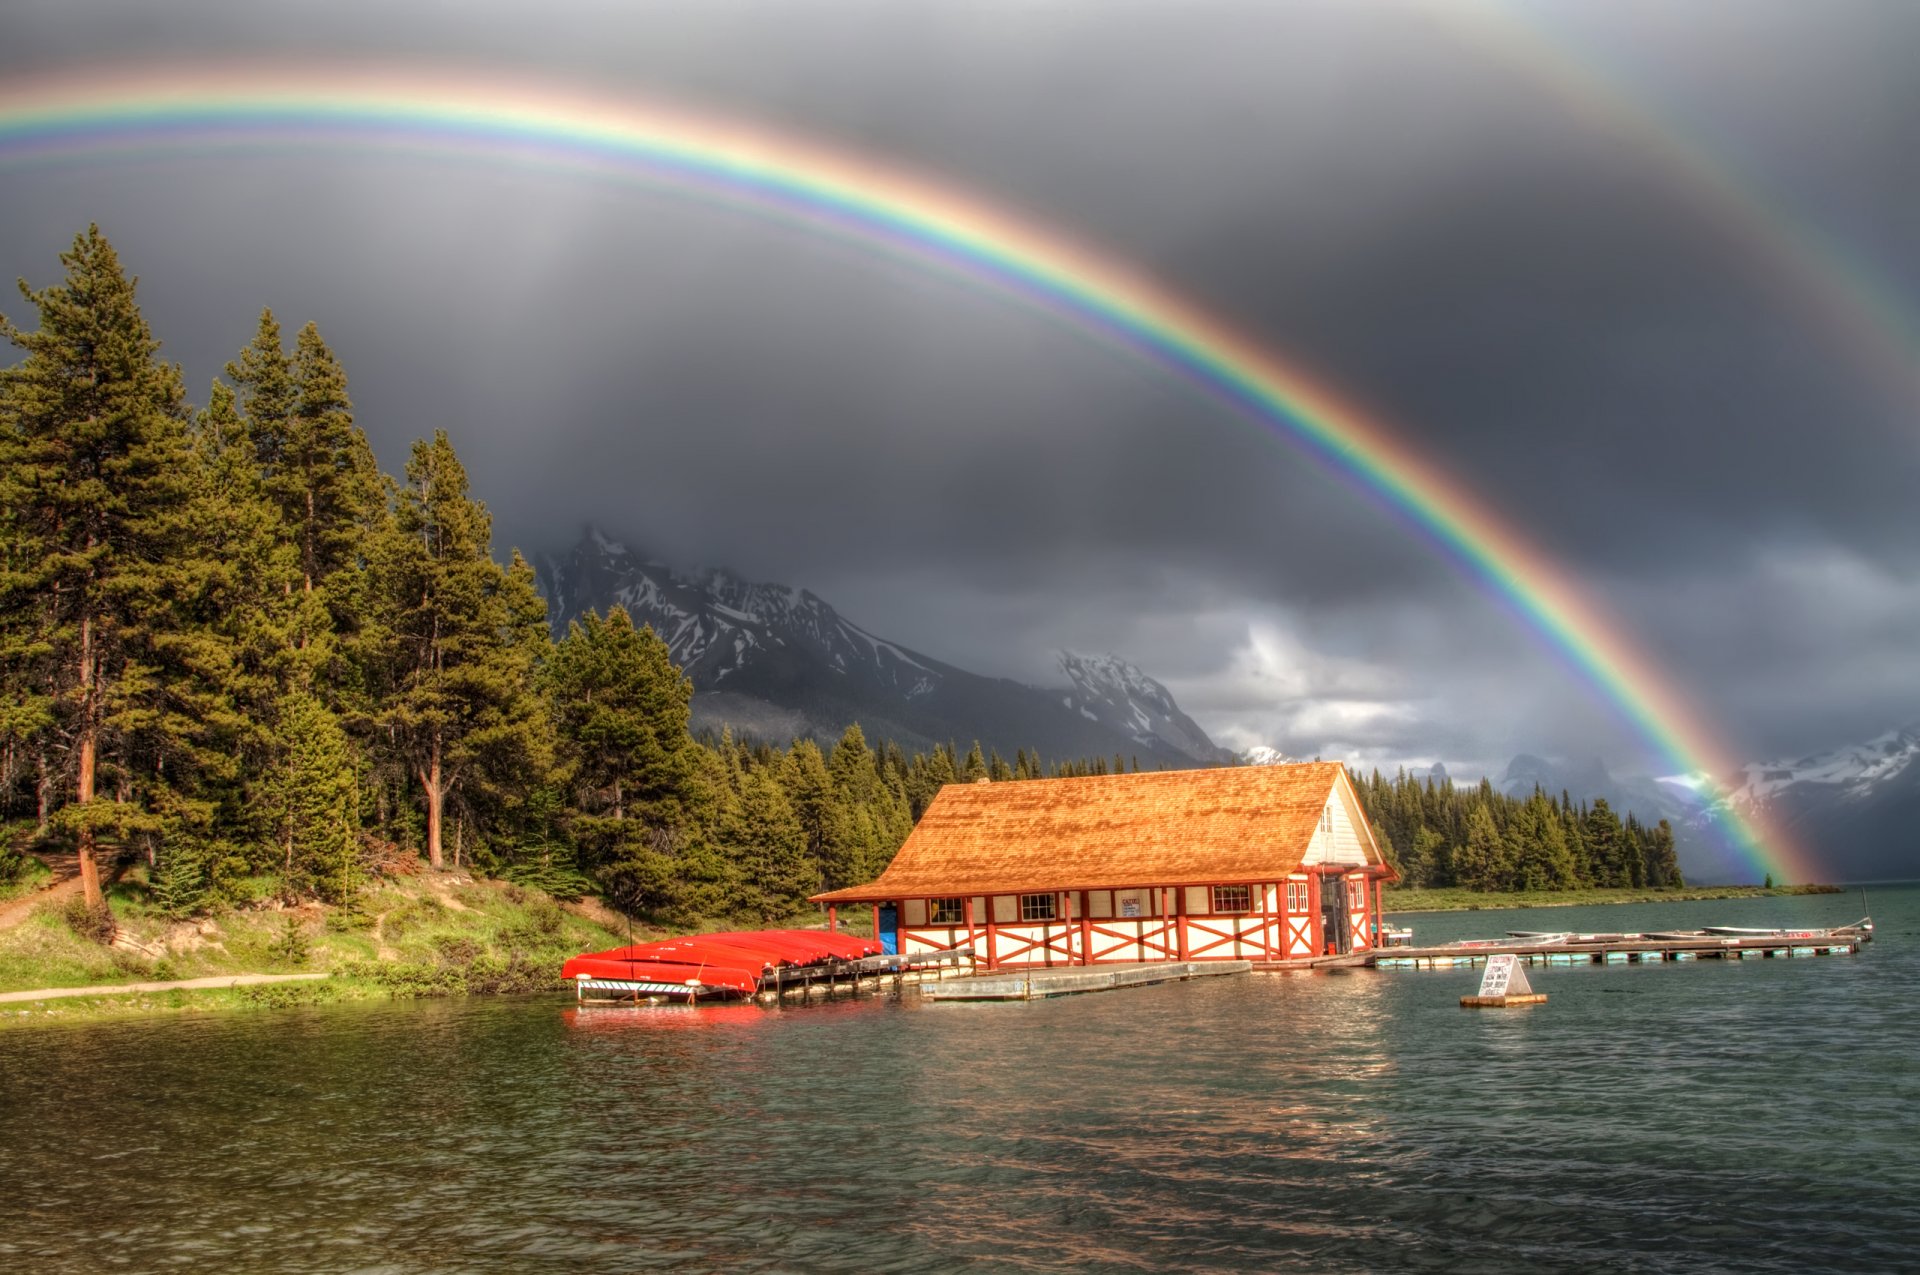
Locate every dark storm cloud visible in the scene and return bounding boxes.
[1,0,1914,774]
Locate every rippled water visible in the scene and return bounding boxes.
[3,887,1916,1273]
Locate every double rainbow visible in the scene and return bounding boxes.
[0,65,1815,882]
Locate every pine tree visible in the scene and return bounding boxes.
[373,431,548,870]
[269,691,360,902]
[729,764,815,920]
[960,740,987,783]
[1452,805,1505,891]
[0,226,196,913]
[781,738,837,883]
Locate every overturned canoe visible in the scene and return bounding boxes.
[564,927,889,1002]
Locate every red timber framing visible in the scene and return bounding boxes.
[812,761,1399,967]
[884,874,1387,968]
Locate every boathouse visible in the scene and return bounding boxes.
[811,761,1395,968]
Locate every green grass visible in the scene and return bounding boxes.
[0,870,632,1010]
[1383,883,1842,914]
[0,857,53,905]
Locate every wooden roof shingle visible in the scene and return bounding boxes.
[813,761,1364,902]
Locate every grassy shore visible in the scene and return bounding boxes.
[0,867,642,1026]
[1384,883,1843,914]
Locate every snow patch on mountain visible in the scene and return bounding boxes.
[1055,651,1233,764]
[1732,725,1920,803]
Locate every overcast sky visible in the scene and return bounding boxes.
[2,0,1914,780]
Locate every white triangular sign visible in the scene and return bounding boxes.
[1478,953,1533,997]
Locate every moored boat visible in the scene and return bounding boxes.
[562,927,890,1003]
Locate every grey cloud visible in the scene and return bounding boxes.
[1,0,1913,776]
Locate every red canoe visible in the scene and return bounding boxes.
[560,953,761,997]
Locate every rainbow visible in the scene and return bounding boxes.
[1423,0,1917,411]
[0,65,1815,882]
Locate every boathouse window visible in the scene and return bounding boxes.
[1211,885,1252,913]
[928,897,965,925]
[1348,879,1365,909]
[1286,881,1308,913]
[1019,893,1057,922]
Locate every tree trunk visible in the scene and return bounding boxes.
[76,611,105,913]
[35,748,51,834]
[423,740,444,871]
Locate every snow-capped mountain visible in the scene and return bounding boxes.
[536,527,1229,767]
[1057,652,1233,765]
[1239,745,1297,767]
[1492,729,1920,883]
[1722,724,1920,882]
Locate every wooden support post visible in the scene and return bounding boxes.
[1060,890,1073,966]
[1175,887,1190,960]
[963,896,976,970]
[827,905,838,932]
[1308,873,1324,958]
[1078,890,1092,967]
[984,898,999,971]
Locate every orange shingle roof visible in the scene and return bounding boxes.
[813,761,1363,903]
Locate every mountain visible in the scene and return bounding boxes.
[535,527,1232,767]
[1494,732,1920,883]
[1723,725,1920,883]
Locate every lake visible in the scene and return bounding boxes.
[2,885,1915,1273]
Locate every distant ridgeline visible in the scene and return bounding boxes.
[1351,768,1683,892]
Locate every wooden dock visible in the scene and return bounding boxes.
[921,960,1251,1001]
[1370,932,1864,970]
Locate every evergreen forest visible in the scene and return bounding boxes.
[0,228,1680,938]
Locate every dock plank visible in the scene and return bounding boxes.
[921,960,1251,1001]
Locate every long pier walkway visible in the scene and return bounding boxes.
[1367,931,1865,970]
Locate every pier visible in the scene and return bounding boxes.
[1367,929,1866,971]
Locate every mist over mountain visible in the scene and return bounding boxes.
[536,527,1234,767]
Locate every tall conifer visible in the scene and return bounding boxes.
[0,226,195,912]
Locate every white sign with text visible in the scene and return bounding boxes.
[1477,953,1533,997]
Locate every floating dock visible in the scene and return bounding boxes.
[921,960,1251,1001]
[1373,929,1866,971]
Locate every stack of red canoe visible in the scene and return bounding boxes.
[562,929,884,999]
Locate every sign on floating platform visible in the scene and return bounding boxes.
[1462,953,1547,1008]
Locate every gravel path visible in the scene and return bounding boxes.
[0,973,329,1003]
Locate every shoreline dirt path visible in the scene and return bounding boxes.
[0,972,329,1004]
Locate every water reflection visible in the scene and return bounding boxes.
[1,888,1915,1273]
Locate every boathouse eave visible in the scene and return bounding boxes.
[808,862,1394,906]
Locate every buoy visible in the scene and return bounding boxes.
[1461,953,1547,1009]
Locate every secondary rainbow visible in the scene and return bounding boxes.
[0,65,1815,882]
[1423,0,1917,413]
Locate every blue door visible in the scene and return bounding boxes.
[878,904,899,955]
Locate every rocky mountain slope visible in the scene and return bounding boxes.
[536,528,1232,767]
[1722,725,1920,882]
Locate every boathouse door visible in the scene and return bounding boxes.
[878,904,899,955]
[1319,885,1349,954]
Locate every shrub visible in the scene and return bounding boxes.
[64,898,116,944]
[268,915,312,966]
